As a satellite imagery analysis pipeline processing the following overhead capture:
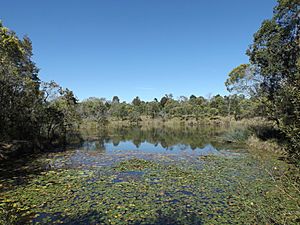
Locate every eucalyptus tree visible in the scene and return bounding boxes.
[0,21,41,141]
[112,96,120,104]
[77,97,108,125]
[132,96,142,106]
[0,22,80,152]
[146,101,160,119]
[247,0,300,158]
[227,0,300,159]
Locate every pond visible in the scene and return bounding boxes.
[81,140,222,155]
[0,125,298,224]
[53,125,244,169]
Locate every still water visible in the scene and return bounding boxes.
[55,125,245,169]
[51,125,245,169]
[77,125,243,155]
[81,140,221,155]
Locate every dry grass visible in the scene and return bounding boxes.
[247,135,284,155]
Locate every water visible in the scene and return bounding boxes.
[82,140,220,155]
[77,125,244,155]
[51,125,244,169]
[3,125,268,225]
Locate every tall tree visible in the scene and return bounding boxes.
[0,22,41,141]
[246,0,300,159]
[0,22,80,153]
[225,64,263,97]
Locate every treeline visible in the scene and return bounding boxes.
[0,22,80,157]
[77,94,262,124]
[0,0,299,161]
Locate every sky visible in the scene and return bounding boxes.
[1,0,277,102]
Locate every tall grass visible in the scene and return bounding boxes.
[222,126,252,143]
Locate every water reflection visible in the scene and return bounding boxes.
[82,141,104,151]
[77,125,240,156]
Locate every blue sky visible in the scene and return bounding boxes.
[1,0,276,102]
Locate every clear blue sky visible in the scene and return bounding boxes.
[1,0,276,102]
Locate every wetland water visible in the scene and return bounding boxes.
[58,125,244,169]
[0,125,297,224]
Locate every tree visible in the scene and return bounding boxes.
[0,22,41,141]
[44,87,80,145]
[189,95,197,100]
[128,109,141,125]
[78,97,108,125]
[193,105,204,122]
[245,0,300,159]
[0,22,81,153]
[112,96,120,104]
[110,103,129,121]
[160,96,168,108]
[247,0,299,102]
[225,64,263,97]
[132,96,141,106]
[146,101,160,119]
[209,95,226,116]
[160,94,173,108]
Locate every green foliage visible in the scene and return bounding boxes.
[145,101,160,119]
[78,93,261,124]
[132,96,142,106]
[245,0,300,159]
[77,97,108,125]
[128,109,141,125]
[225,64,263,97]
[0,22,40,141]
[109,102,130,120]
[160,96,168,108]
[0,202,24,225]
[226,0,300,160]
[0,22,80,157]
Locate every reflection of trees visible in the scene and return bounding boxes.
[133,139,141,148]
[82,140,105,152]
[190,144,197,150]
[79,128,107,151]
[85,125,228,150]
[160,139,168,148]
[112,140,120,147]
[99,139,106,149]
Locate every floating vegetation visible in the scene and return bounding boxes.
[1,151,299,224]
